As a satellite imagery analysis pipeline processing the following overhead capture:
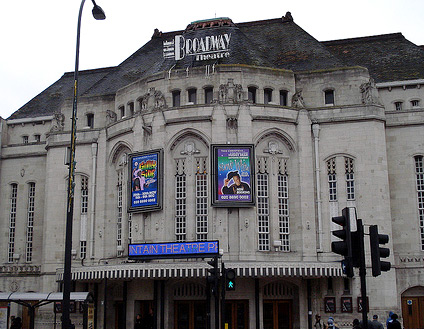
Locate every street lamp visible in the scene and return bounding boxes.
[62,1,105,328]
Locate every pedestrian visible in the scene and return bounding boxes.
[352,318,362,329]
[387,313,401,329]
[134,313,143,329]
[386,311,394,327]
[10,316,22,329]
[370,315,383,329]
[314,314,323,329]
[325,316,339,329]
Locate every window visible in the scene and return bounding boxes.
[411,100,420,108]
[204,87,213,104]
[278,159,290,251]
[415,155,424,250]
[175,159,187,242]
[345,157,355,200]
[34,134,41,143]
[248,87,257,103]
[80,176,88,259]
[128,102,135,116]
[324,89,335,105]
[257,170,270,251]
[196,158,208,241]
[25,183,36,262]
[327,158,337,201]
[188,88,197,104]
[23,135,29,144]
[280,90,288,106]
[172,90,181,107]
[86,113,94,128]
[117,171,123,256]
[264,88,273,104]
[119,106,125,119]
[8,184,18,263]
[395,101,403,111]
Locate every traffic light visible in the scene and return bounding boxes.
[225,268,236,291]
[369,225,391,277]
[331,207,354,277]
[207,257,219,295]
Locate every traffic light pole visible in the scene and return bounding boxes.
[357,219,368,329]
[221,262,226,329]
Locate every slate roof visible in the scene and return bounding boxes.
[323,33,424,83]
[8,67,114,120]
[8,13,424,120]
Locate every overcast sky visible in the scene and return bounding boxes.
[1,0,423,119]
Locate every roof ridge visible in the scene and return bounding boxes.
[322,33,404,45]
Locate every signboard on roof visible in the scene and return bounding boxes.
[163,33,231,61]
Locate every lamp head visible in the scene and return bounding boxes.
[91,1,106,20]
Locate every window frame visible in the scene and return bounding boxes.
[264,88,273,105]
[172,90,181,107]
[187,88,197,105]
[279,90,288,106]
[248,86,257,104]
[324,89,335,106]
[204,87,213,104]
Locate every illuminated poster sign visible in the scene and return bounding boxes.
[163,33,231,61]
[211,144,255,207]
[128,149,163,213]
[129,240,219,259]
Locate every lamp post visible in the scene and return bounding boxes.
[62,1,105,328]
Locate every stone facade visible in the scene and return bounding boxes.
[0,14,423,329]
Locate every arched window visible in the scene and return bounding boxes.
[204,87,213,104]
[172,90,181,107]
[25,182,36,262]
[8,183,18,263]
[256,139,292,252]
[414,155,424,250]
[279,90,288,106]
[172,137,209,242]
[264,88,273,104]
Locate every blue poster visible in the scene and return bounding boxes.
[131,152,159,208]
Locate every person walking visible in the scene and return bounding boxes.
[370,315,384,329]
[352,318,362,329]
[387,313,401,329]
[134,314,143,329]
[314,314,324,329]
[325,317,339,329]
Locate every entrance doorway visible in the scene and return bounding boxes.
[263,300,292,329]
[224,300,249,329]
[174,301,207,329]
[402,297,424,329]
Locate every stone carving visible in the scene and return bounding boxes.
[139,88,167,111]
[154,90,166,109]
[291,90,305,108]
[219,79,243,104]
[106,110,117,124]
[50,112,65,132]
[360,78,379,105]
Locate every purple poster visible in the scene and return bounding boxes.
[213,145,254,206]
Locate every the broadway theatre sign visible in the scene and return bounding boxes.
[163,33,231,61]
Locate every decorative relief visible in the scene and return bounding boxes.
[219,78,243,104]
[0,264,41,274]
[360,78,379,105]
[140,88,167,111]
[50,112,65,132]
[106,110,117,124]
[291,90,305,108]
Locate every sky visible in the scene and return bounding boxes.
[1,0,423,119]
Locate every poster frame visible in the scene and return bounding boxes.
[128,149,163,213]
[211,144,255,207]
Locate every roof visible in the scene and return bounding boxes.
[8,13,424,119]
[323,33,424,83]
[8,67,114,120]
[0,292,92,302]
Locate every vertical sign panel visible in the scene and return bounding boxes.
[128,149,163,213]
[211,144,255,207]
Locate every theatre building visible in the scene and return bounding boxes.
[1,12,424,329]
